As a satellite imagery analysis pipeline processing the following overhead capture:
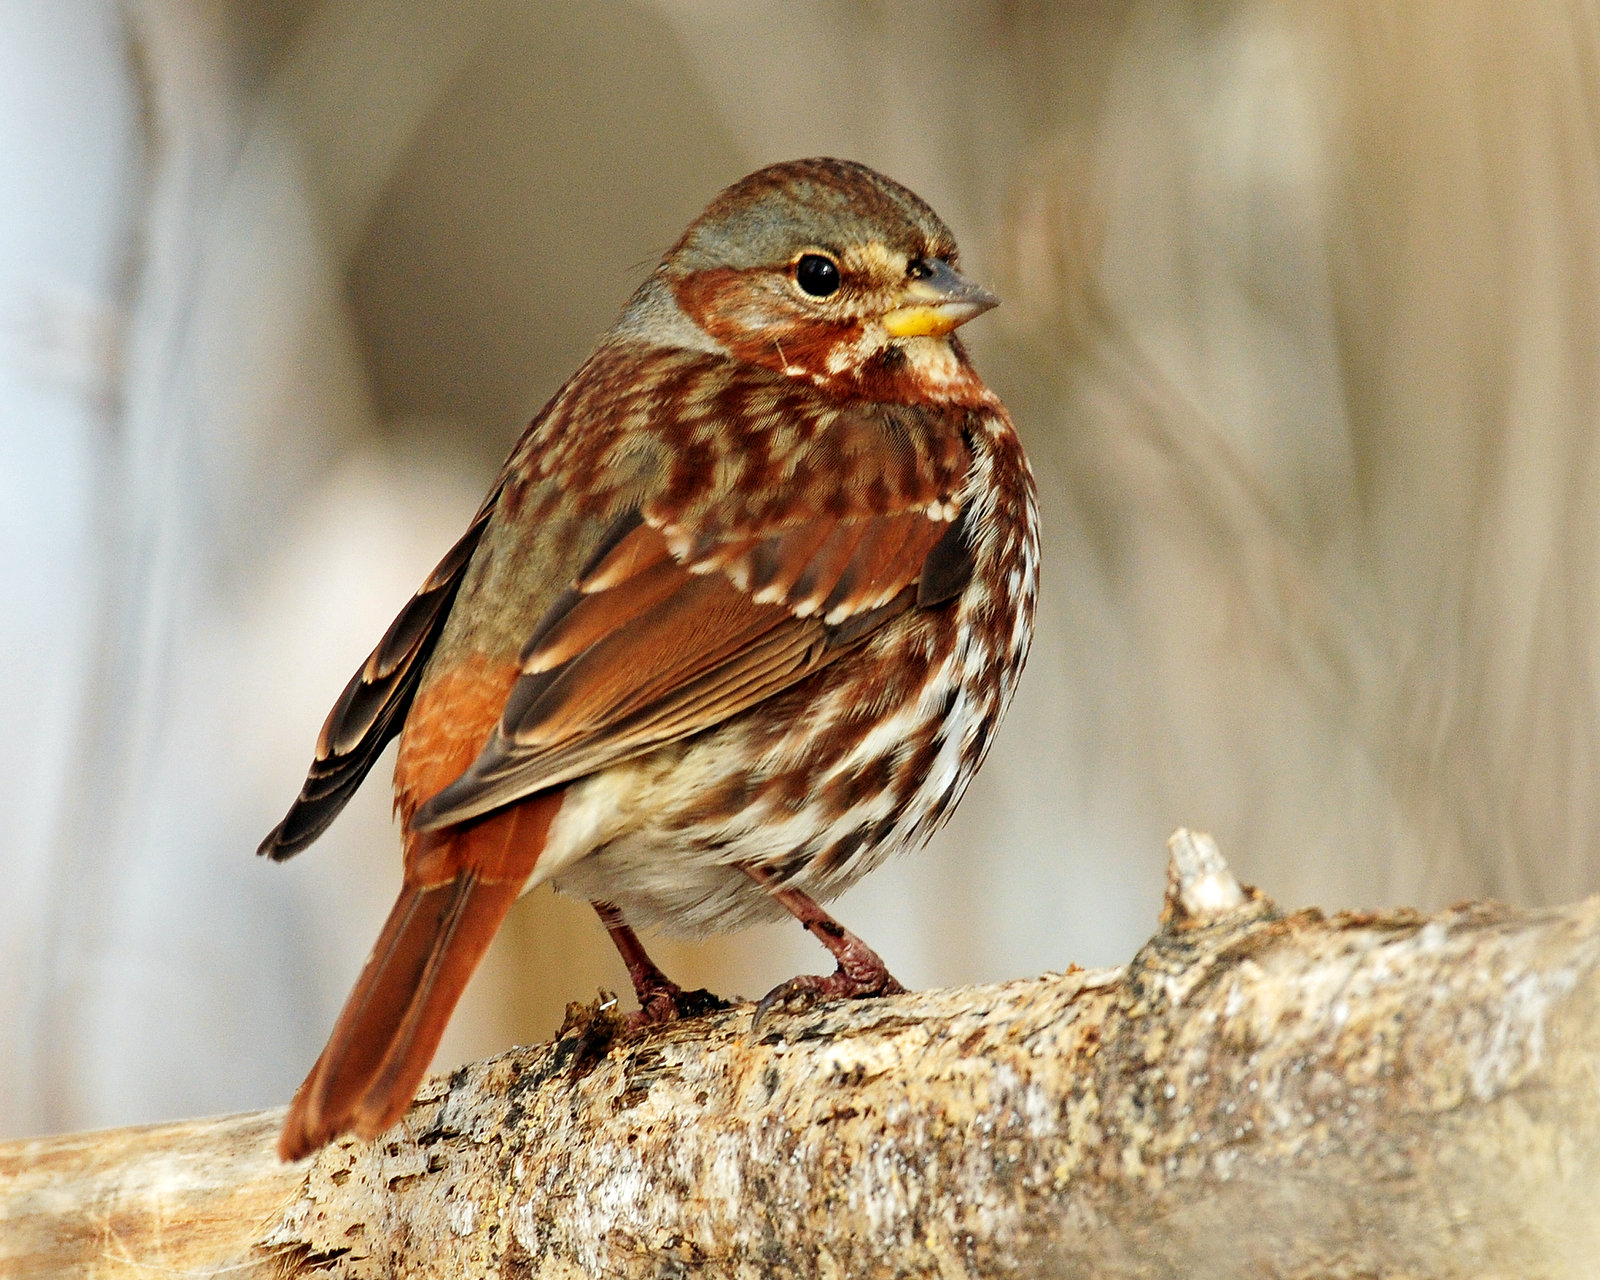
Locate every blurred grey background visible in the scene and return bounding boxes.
[5,0,1599,1139]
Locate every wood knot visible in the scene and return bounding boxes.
[1160,829,1252,930]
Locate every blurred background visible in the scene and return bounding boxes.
[5,0,1599,1139]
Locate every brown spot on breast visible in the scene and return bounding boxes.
[816,825,871,876]
[757,767,813,814]
[893,721,946,795]
[821,753,897,814]
[664,770,754,831]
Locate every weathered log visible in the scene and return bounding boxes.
[4,830,1600,1278]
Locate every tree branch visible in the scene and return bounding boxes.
[6,831,1599,1278]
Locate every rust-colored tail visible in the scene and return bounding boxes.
[278,795,558,1161]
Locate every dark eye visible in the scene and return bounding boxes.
[794,253,841,297]
[906,257,934,280]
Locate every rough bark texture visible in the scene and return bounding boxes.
[5,832,1600,1278]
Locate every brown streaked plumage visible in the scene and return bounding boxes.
[261,157,1039,1162]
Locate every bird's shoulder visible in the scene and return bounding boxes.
[424,340,995,671]
[523,339,981,518]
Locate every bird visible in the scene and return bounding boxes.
[260,157,1039,1162]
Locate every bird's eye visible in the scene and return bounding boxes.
[794,253,841,298]
[907,257,934,280]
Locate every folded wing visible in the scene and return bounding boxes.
[412,491,971,831]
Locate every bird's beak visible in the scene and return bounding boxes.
[881,258,1000,338]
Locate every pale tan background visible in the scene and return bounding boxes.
[4,0,1598,1138]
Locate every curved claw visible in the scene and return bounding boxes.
[737,862,908,1030]
[751,965,906,1030]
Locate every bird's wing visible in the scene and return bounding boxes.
[258,487,504,860]
[411,425,976,831]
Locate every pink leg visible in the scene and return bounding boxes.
[741,864,906,1025]
[592,901,725,1027]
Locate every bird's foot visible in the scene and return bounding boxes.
[628,978,729,1030]
[737,862,907,1028]
[752,939,906,1029]
[593,899,729,1031]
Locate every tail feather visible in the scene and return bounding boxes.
[278,796,559,1162]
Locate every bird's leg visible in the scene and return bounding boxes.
[740,864,906,1026]
[592,901,725,1026]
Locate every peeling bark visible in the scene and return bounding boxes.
[5,831,1600,1278]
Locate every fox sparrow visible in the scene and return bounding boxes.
[261,158,1039,1161]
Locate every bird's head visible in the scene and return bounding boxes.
[637,158,998,403]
